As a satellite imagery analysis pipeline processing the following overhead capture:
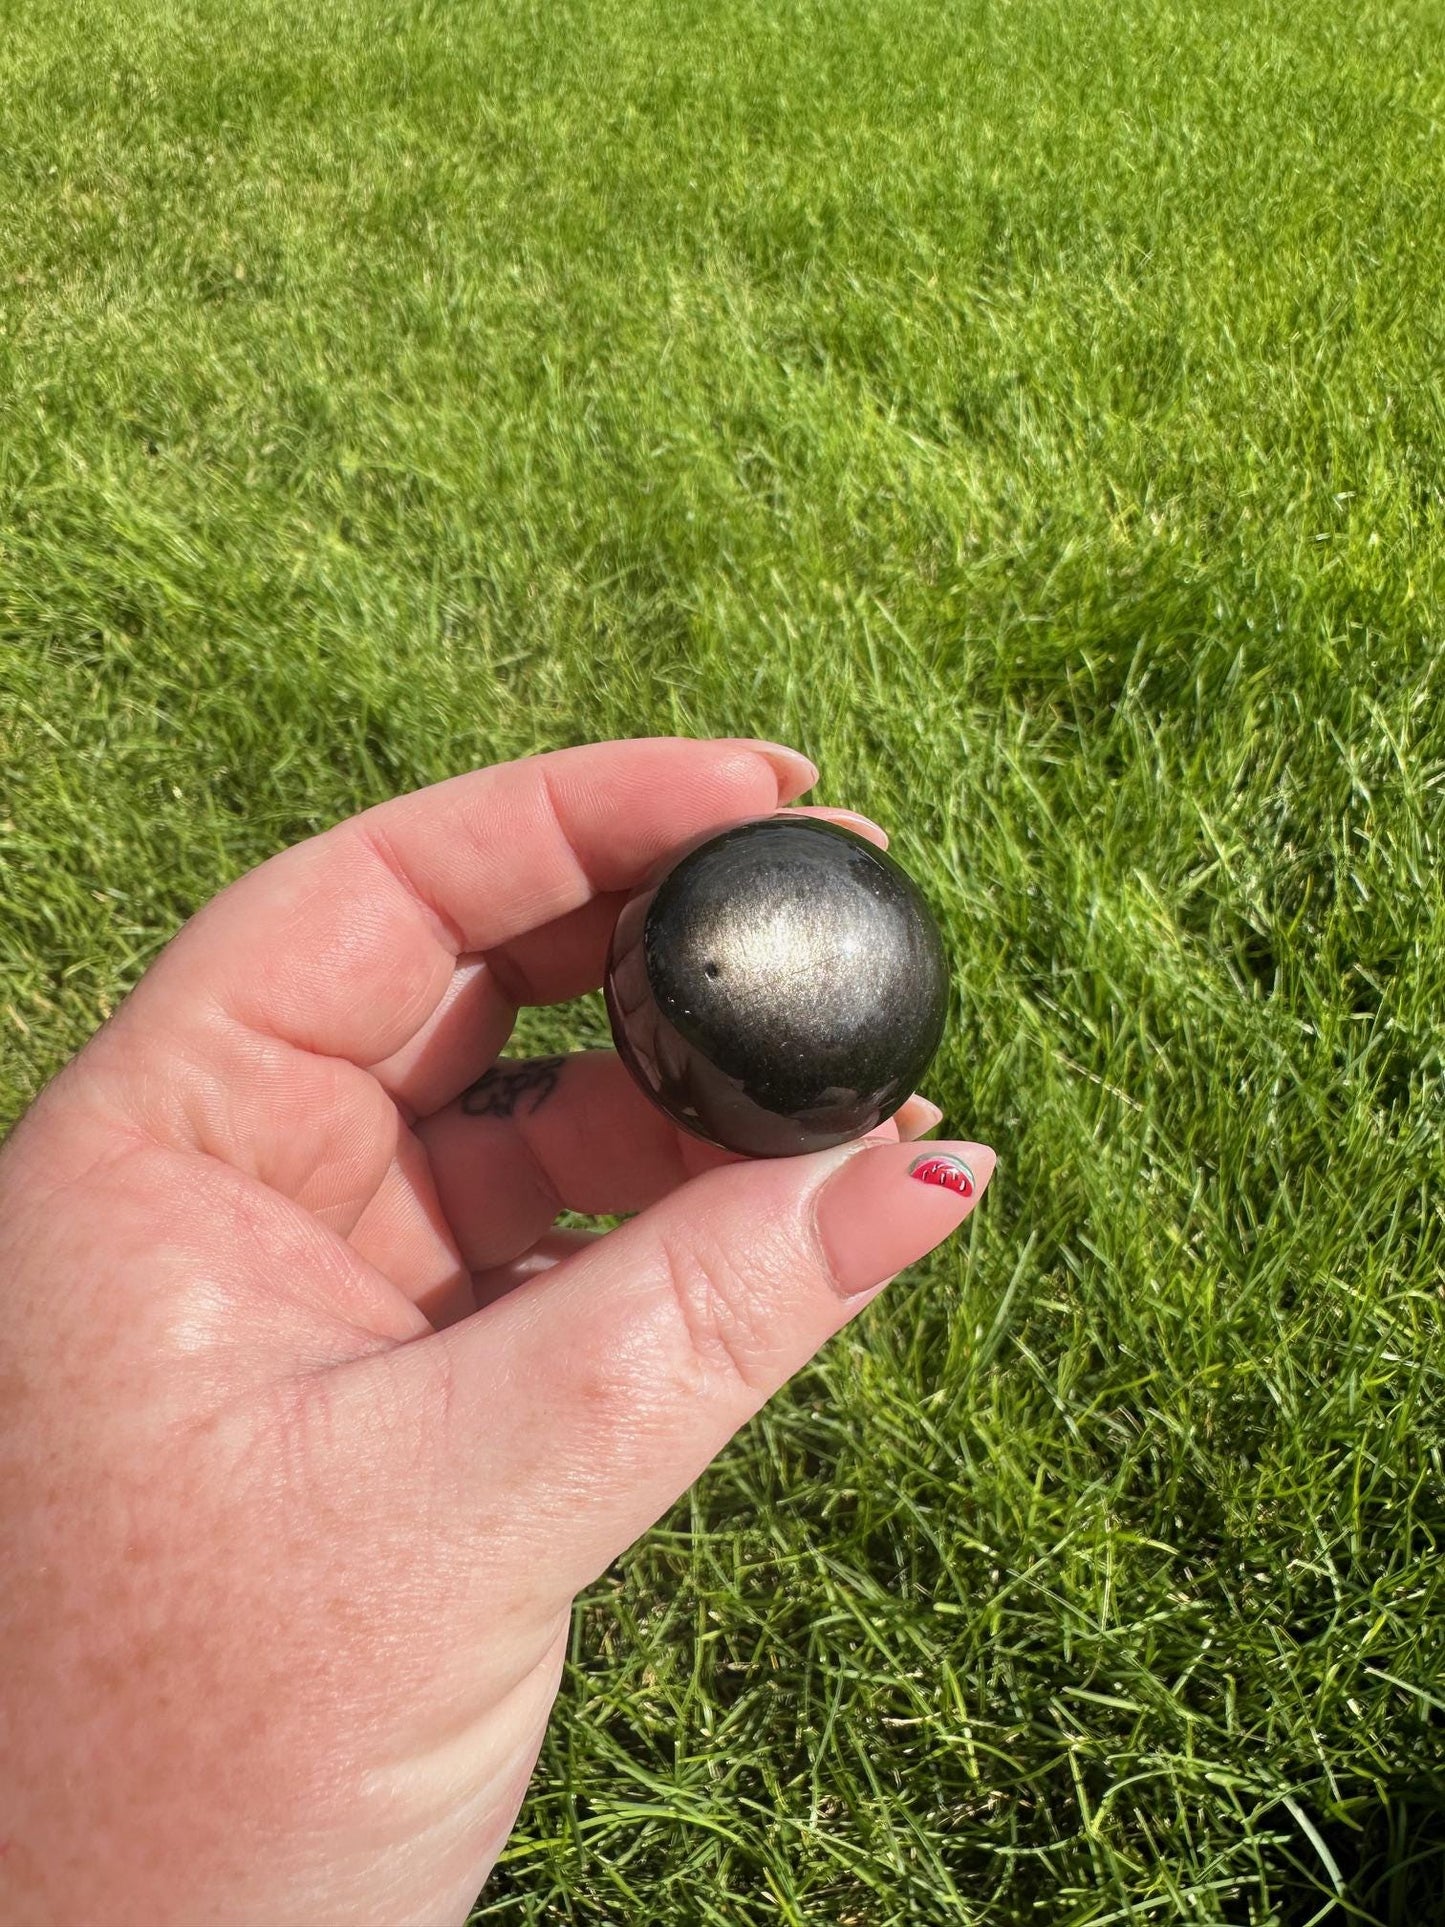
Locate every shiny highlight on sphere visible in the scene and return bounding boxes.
[604,814,950,1157]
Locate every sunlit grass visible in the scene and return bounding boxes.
[3,0,1445,1918]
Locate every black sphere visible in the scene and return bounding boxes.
[604,814,950,1157]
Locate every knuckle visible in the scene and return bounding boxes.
[655,1225,777,1397]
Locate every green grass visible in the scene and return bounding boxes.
[4,0,1445,1917]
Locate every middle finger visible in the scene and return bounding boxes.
[365,807,889,1119]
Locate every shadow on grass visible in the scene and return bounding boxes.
[1276,1785,1445,1927]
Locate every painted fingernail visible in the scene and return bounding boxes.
[909,1152,975,1196]
[814,1139,996,1299]
[746,740,819,796]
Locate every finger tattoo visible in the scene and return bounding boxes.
[460,1055,566,1119]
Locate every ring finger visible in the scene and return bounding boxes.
[412,1051,939,1276]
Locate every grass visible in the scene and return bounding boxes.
[3,0,1445,1917]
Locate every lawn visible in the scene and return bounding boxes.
[3,0,1445,1918]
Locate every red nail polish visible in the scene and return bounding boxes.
[908,1153,975,1198]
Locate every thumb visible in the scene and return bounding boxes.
[425,1136,995,1601]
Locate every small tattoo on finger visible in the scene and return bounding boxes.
[460,1056,565,1119]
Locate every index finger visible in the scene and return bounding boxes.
[117,737,817,1069]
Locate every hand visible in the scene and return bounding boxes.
[0,737,994,1927]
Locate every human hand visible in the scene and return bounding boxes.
[0,737,994,1926]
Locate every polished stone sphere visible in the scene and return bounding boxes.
[604,814,949,1157]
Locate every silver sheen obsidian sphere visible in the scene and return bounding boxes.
[604,814,949,1157]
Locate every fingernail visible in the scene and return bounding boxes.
[805,806,889,849]
[746,740,818,797]
[900,1097,945,1137]
[814,1139,995,1300]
